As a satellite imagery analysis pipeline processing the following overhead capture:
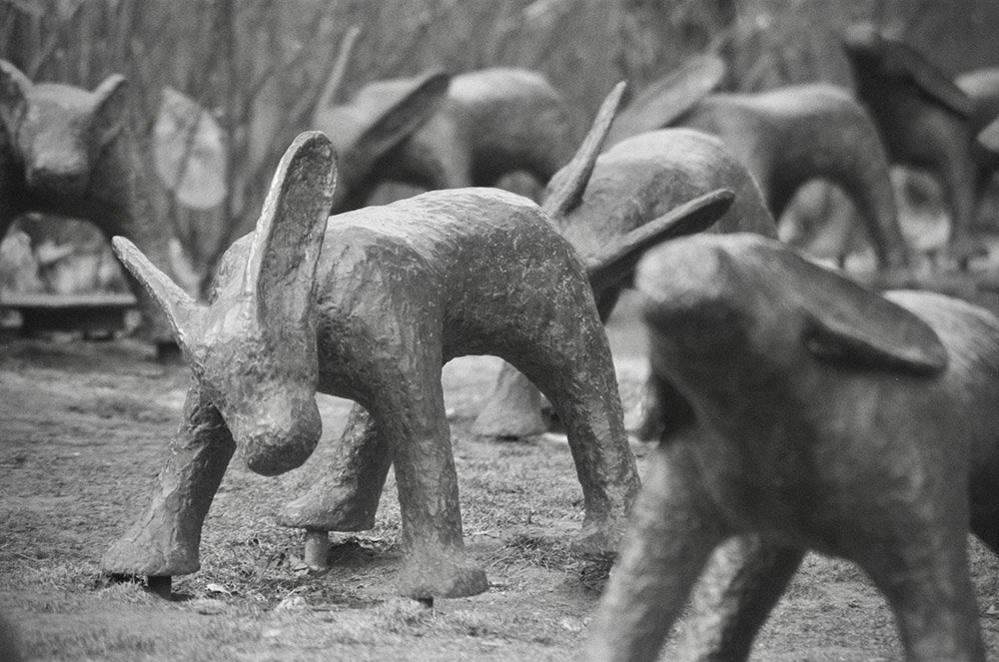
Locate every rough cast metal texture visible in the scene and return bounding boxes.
[0,59,173,346]
[474,128,779,439]
[315,67,574,211]
[842,24,992,265]
[675,83,911,270]
[586,232,999,662]
[102,131,641,599]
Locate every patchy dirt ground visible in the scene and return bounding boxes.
[2,293,999,661]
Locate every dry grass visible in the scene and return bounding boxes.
[2,302,999,660]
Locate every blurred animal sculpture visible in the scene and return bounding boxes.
[473,123,778,440]
[587,233,999,662]
[101,128,732,598]
[842,24,989,266]
[314,63,574,211]
[0,59,174,349]
[606,55,909,271]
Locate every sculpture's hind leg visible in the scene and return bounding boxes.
[860,532,984,661]
[279,404,391,533]
[512,306,640,551]
[278,404,392,568]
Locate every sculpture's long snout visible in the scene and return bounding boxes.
[236,398,323,476]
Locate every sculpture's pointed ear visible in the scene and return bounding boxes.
[243,131,336,327]
[351,70,450,167]
[606,54,725,147]
[91,74,129,146]
[881,38,974,117]
[768,246,950,375]
[979,117,999,155]
[543,81,627,218]
[312,25,361,117]
[0,59,31,129]
[586,189,733,289]
[112,236,202,356]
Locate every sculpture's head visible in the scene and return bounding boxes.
[113,131,337,476]
[314,70,451,211]
[840,24,972,117]
[636,233,947,391]
[0,59,129,197]
[541,81,733,305]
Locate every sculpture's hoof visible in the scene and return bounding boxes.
[571,521,625,558]
[278,481,378,532]
[303,529,330,570]
[146,575,172,599]
[101,530,200,578]
[397,551,489,599]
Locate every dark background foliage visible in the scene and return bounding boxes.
[2,0,998,289]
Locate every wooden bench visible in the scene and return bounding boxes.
[0,293,137,339]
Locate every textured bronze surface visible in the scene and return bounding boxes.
[475,126,776,440]
[103,131,646,598]
[0,59,174,350]
[587,233,999,661]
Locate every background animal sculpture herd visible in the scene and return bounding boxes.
[3,15,999,662]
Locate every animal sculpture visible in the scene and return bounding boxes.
[587,232,999,662]
[474,126,778,440]
[315,67,575,211]
[0,59,174,350]
[842,24,987,266]
[605,57,909,270]
[102,125,733,598]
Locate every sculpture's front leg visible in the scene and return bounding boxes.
[679,537,805,661]
[375,356,488,599]
[586,443,726,662]
[102,379,234,592]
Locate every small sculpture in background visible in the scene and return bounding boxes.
[0,60,176,352]
[611,55,911,272]
[587,232,999,662]
[313,42,575,211]
[842,24,988,268]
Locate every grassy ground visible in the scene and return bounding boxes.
[2,293,999,661]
